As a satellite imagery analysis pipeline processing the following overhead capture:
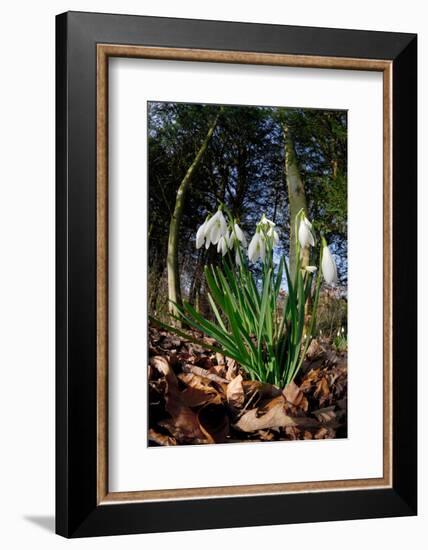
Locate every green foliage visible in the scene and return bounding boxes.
[151,209,325,388]
[334,328,348,352]
[316,292,347,340]
[311,173,347,237]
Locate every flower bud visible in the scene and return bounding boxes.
[248,232,266,263]
[298,215,315,248]
[321,242,338,285]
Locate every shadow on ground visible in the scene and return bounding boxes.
[24,515,55,533]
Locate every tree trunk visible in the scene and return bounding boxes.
[232,143,247,218]
[167,111,220,319]
[149,257,164,313]
[283,122,309,277]
[189,249,206,311]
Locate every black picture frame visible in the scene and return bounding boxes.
[56,11,417,538]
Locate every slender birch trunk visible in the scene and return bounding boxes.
[167,111,220,319]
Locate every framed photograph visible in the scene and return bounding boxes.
[56,11,417,538]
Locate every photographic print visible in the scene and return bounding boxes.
[57,13,417,536]
[148,101,348,447]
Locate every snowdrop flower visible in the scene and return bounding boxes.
[226,222,247,250]
[298,215,315,248]
[233,223,247,247]
[235,247,242,267]
[195,218,209,249]
[259,214,275,228]
[304,265,317,273]
[217,234,228,256]
[204,209,227,246]
[248,232,266,263]
[267,226,279,245]
[321,241,338,285]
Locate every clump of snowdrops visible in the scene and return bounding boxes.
[334,326,347,352]
[156,205,338,388]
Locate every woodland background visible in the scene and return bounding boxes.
[148,102,348,338]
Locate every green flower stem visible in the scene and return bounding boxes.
[288,245,324,383]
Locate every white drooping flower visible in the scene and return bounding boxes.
[298,215,315,248]
[304,265,317,273]
[195,218,209,249]
[226,223,247,249]
[204,209,227,246]
[217,234,228,256]
[233,223,247,246]
[259,214,275,228]
[248,232,266,263]
[257,214,279,248]
[267,226,279,245]
[321,243,338,285]
[235,247,242,267]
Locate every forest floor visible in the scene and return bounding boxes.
[148,325,347,446]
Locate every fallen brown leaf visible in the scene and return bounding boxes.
[215,352,226,366]
[234,396,319,432]
[314,427,330,439]
[150,356,206,442]
[148,326,347,446]
[306,339,324,359]
[150,355,170,377]
[312,406,336,424]
[314,376,330,406]
[182,363,228,384]
[283,381,304,406]
[148,429,176,446]
[158,407,205,442]
[226,374,245,410]
[225,358,238,380]
[180,386,221,407]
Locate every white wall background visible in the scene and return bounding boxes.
[0,0,424,548]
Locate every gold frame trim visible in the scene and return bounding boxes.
[96,44,393,504]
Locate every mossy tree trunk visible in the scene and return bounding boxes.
[283,122,309,278]
[167,111,220,320]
